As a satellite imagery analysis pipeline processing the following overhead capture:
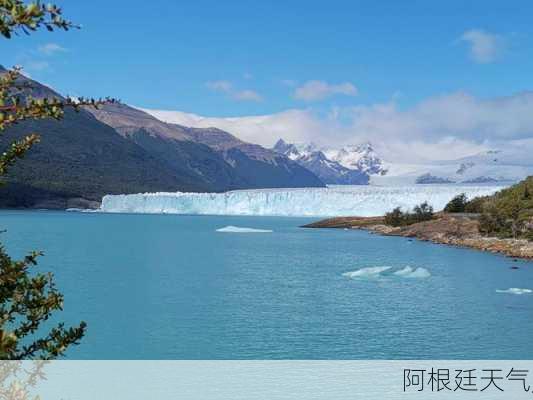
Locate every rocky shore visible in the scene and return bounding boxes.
[303,213,533,259]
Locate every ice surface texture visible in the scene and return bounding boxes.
[343,266,431,280]
[100,185,505,217]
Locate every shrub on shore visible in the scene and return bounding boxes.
[464,196,487,213]
[444,193,468,213]
[385,201,434,227]
[460,177,533,239]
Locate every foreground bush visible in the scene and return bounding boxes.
[0,0,110,359]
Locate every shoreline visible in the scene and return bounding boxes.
[303,213,533,260]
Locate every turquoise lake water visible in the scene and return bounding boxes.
[1,210,532,359]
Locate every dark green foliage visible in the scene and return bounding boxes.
[384,202,434,227]
[1,1,88,359]
[0,245,86,359]
[1,107,209,207]
[384,207,404,226]
[0,67,112,178]
[464,196,487,213]
[467,176,533,239]
[478,204,509,236]
[444,193,468,213]
[0,0,76,38]
[413,201,434,221]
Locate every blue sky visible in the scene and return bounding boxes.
[3,0,533,161]
[2,0,532,114]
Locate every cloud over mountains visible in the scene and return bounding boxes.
[293,80,358,101]
[142,89,533,164]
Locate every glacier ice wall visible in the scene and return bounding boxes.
[100,185,506,217]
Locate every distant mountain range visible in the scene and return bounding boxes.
[273,138,533,186]
[87,104,323,189]
[273,139,387,184]
[0,68,323,208]
[2,66,532,209]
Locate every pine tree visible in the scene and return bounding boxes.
[1,1,111,359]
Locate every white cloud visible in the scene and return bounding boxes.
[233,89,263,102]
[293,80,358,101]
[142,90,533,163]
[460,29,504,63]
[142,108,318,145]
[346,91,533,143]
[38,43,67,56]
[205,80,262,102]
[206,80,233,92]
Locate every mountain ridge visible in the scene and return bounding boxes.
[87,104,325,191]
[0,71,324,208]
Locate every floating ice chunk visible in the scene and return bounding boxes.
[496,288,532,295]
[394,266,431,279]
[393,266,414,277]
[342,266,392,279]
[343,266,431,280]
[216,225,273,233]
[406,268,431,279]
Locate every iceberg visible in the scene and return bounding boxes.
[393,266,431,279]
[496,288,532,295]
[342,266,392,279]
[343,266,431,280]
[216,226,272,233]
[100,184,506,217]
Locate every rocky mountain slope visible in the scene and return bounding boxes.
[0,69,206,208]
[323,143,387,176]
[88,104,324,191]
[0,69,323,208]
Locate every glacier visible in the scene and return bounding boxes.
[99,184,506,217]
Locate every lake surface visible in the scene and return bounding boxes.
[1,210,532,359]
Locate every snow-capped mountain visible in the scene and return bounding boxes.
[273,139,386,185]
[323,143,387,176]
[274,138,532,187]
